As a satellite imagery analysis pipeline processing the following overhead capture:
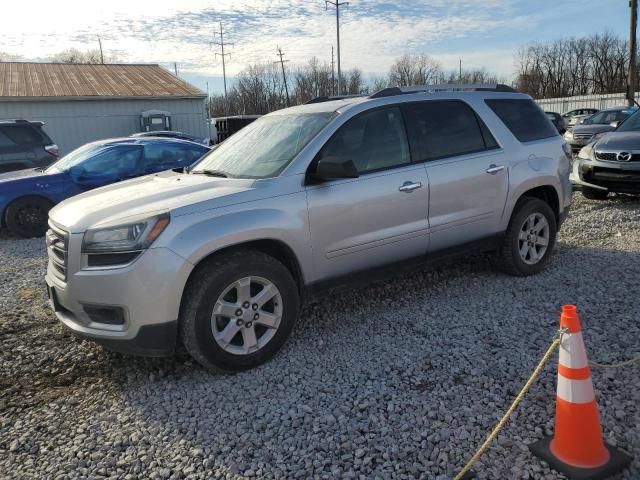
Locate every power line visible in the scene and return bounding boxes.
[325,1,349,95]
[274,47,291,107]
[213,22,233,98]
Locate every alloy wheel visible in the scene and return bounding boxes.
[210,276,283,355]
[518,213,550,265]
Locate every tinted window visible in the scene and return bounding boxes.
[0,125,42,145]
[485,99,557,142]
[144,143,207,172]
[77,145,143,177]
[403,101,490,161]
[318,107,410,174]
[612,109,640,132]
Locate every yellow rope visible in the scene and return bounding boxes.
[453,337,561,480]
[589,355,640,368]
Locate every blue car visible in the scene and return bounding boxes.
[0,137,210,237]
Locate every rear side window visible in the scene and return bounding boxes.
[402,100,495,161]
[0,125,43,145]
[485,99,557,142]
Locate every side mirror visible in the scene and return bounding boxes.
[314,156,359,180]
[609,120,620,129]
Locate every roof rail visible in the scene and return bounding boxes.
[369,83,516,99]
[305,94,365,104]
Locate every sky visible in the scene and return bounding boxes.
[0,0,630,94]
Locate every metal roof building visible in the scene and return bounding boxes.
[0,62,208,154]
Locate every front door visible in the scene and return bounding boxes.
[305,106,430,282]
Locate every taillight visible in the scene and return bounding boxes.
[44,144,59,158]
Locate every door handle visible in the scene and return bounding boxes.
[486,164,505,175]
[398,181,422,193]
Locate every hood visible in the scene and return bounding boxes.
[0,167,46,183]
[49,170,257,233]
[571,124,614,135]
[593,131,640,151]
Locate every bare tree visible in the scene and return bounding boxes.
[51,48,117,64]
[516,31,635,98]
[389,53,442,87]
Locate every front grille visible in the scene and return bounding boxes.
[46,222,68,282]
[594,151,640,162]
[573,133,593,140]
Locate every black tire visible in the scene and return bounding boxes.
[491,197,557,276]
[179,250,300,372]
[582,187,609,200]
[4,196,53,238]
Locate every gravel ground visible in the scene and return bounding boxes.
[1,192,639,480]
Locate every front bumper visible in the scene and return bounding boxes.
[46,239,193,357]
[570,157,640,193]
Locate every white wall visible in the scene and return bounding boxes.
[535,92,640,114]
[0,97,208,155]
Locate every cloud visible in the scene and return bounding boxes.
[1,0,529,86]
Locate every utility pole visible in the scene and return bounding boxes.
[326,1,348,95]
[213,22,233,98]
[275,47,291,106]
[331,46,336,95]
[174,63,178,76]
[459,58,462,83]
[629,0,638,106]
[97,36,104,64]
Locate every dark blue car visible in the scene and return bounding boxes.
[0,137,210,237]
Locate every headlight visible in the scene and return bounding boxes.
[578,143,595,161]
[83,213,170,253]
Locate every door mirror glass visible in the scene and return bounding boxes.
[314,156,359,180]
[609,120,620,129]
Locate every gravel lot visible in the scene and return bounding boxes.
[1,192,638,480]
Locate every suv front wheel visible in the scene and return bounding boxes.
[180,250,300,372]
[492,197,557,276]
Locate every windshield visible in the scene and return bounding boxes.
[191,112,334,178]
[614,109,640,132]
[584,109,635,125]
[46,143,104,173]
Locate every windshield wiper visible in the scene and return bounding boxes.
[190,169,229,178]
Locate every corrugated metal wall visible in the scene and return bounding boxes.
[535,92,639,113]
[0,97,207,155]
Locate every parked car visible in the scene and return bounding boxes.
[572,107,640,199]
[130,131,211,146]
[45,84,571,372]
[545,111,566,134]
[1,138,209,237]
[563,106,637,151]
[0,120,58,173]
[562,108,599,128]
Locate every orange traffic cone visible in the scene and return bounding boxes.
[529,305,631,479]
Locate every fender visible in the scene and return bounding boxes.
[502,155,563,230]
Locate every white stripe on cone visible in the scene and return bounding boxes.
[557,376,596,404]
[559,332,588,369]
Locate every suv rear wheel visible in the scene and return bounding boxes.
[180,250,300,372]
[4,196,52,238]
[492,197,557,276]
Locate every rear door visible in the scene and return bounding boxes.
[402,100,509,252]
[305,106,430,281]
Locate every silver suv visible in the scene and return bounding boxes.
[45,84,572,372]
